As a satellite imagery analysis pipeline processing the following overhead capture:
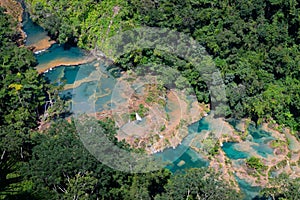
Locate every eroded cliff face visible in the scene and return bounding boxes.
[0,0,26,45]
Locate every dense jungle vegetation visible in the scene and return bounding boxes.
[26,0,300,132]
[1,0,300,199]
[0,5,242,200]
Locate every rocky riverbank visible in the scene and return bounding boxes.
[0,0,56,51]
[0,0,26,45]
[36,56,95,74]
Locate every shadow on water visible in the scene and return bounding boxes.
[35,43,86,69]
[43,62,96,85]
[22,11,49,46]
[235,176,268,200]
[224,119,274,159]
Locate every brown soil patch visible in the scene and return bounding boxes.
[30,38,56,53]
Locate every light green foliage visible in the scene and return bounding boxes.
[129,104,149,121]
[26,0,138,48]
[155,168,242,200]
[63,172,97,200]
[25,0,300,132]
[261,173,300,200]
[137,104,149,118]
[270,139,286,148]
[2,0,300,198]
[0,7,49,197]
[246,157,267,173]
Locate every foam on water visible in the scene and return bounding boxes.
[43,66,64,84]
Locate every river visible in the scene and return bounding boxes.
[23,11,276,200]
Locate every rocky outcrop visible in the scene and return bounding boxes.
[0,0,26,45]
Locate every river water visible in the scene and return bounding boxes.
[22,12,275,200]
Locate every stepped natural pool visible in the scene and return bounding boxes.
[23,12,288,200]
[46,64,271,198]
[22,12,49,46]
[36,44,86,70]
[236,176,261,200]
[155,119,211,173]
[222,142,249,160]
[223,122,275,160]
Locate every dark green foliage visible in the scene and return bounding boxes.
[24,119,171,199]
[98,118,136,151]
[26,0,138,47]
[209,142,220,156]
[2,0,300,199]
[261,173,300,200]
[23,120,102,199]
[23,119,242,199]
[155,168,242,200]
[26,0,300,132]
[0,7,48,197]
[129,0,300,131]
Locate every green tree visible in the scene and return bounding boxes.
[261,174,300,200]
[155,168,242,200]
[24,119,171,199]
[25,0,300,132]
[0,7,49,197]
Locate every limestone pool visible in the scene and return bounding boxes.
[23,12,274,200]
[22,11,49,46]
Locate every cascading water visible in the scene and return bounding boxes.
[22,10,279,200]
